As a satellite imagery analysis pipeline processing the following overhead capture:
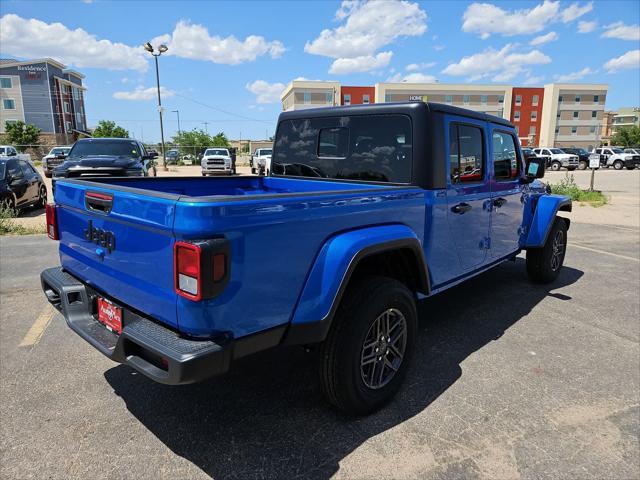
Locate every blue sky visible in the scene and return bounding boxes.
[1,0,638,141]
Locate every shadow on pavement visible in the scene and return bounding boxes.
[105,259,583,479]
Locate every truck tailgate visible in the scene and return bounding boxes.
[54,181,178,329]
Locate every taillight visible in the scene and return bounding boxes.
[174,239,229,301]
[45,204,58,240]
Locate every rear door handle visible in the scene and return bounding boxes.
[493,197,507,208]
[451,202,472,214]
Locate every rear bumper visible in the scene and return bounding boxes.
[41,267,283,385]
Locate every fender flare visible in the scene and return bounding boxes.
[524,194,572,248]
[282,224,429,346]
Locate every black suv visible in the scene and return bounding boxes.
[53,138,157,182]
[560,147,590,170]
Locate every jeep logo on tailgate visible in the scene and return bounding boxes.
[84,220,116,253]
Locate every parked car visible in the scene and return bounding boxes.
[522,148,551,169]
[52,138,157,184]
[560,147,591,170]
[251,148,272,175]
[532,148,579,171]
[0,158,47,213]
[42,146,71,178]
[0,145,32,163]
[41,102,569,415]
[201,148,233,176]
[623,147,640,156]
[165,149,180,165]
[591,147,640,170]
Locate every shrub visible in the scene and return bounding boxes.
[549,174,608,207]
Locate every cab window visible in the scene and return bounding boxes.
[492,131,520,180]
[449,124,484,184]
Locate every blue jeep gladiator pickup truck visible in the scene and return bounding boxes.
[41,102,570,415]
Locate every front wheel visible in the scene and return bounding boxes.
[550,161,561,171]
[613,160,623,170]
[526,217,568,284]
[578,161,587,170]
[318,276,417,415]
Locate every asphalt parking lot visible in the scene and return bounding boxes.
[1,171,639,479]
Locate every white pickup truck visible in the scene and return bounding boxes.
[532,148,579,171]
[0,145,31,163]
[592,147,640,170]
[251,148,272,175]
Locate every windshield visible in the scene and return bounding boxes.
[167,150,179,155]
[51,148,70,155]
[550,148,564,154]
[611,148,624,154]
[258,149,272,156]
[69,140,141,158]
[204,149,228,156]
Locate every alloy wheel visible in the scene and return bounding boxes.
[550,230,565,271]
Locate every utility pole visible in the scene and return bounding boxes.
[172,110,181,137]
[203,122,209,135]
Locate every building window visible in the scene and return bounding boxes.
[531,111,537,121]
[571,126,578,135]
[498,95,504,104]
[594,95,599,103]
[344,94,351,105]
[73,88,80,101]
[65,121,72,132]
[444,95,452,104]
[384,94,391,102]
[515,95,522,106]
[325,92,333,104]
[480,95,488,105]
[573,111,579,118]
[2,99,15,110]
[575,95,581,103]
[0,78,12,89]
[463,95,470,105]
[303,92,311,104]
[529,125,536,135]
[532,95,539,106]
[362,94,370,104]
[64,102,71,113]
[556,112,561,119]
[555,126,560,134]
[515,125,519,135]
[590,126,596,134]
[559,95,564,103]
[514,110,520,121]
[591,111,597,118]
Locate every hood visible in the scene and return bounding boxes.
[59,156,141,169]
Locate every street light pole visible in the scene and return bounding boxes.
[144,42,169,174]
[172,110,181,137]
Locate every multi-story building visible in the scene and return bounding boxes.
[281,80,340,111]
[511,87,544,146]
[281,80,609,149]
[0,58,88,143]
[611,107,640,134]
[539,83,607,150]
[600,111,616,145]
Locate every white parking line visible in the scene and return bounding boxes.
[19,304,55,347]
[570,242,640,262]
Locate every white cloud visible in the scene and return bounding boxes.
[154,20,285,65]
[523,75,545,85]
[462,1,559,38]
[305,0,426,73]
[434,44,445,51]
[560,2,593,23]
[387,72,437,83]
[554,67,594,82]
[329,51,393,74]
[604,49,640,72]
[0,14,148,71]
[113,86,175,101]
[602,22,640,41]
[442,44,551,81]
[530,31,558,45]
[245,80,286,104]
[578,21,597,33]
[406,62,436,71]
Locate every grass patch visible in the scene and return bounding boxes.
[0,206,47,235]
[549,173,608,207]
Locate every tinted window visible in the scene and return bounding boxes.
[492,131,519,180]
[449,124,484,184]
[318,127,348,158]
[272,114,412,183]
[204,149,229,156]
[7,159,22,179]
[19,160,36,176]
[69,140,141,159]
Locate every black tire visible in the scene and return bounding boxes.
[202,173,207,176]
[318,276,417,415]
[251,167,256,174]
[627,166,635,170]
[613,160,623,170]
[578,161,587,170]
[526,217,568,284]
[551,161,561,171]
[37,185,47,208]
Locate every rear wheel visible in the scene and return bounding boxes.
[318,276,417,415]
[613,160,623,170]
[551,161,561,171]
[526,218,567,284]
[578,161,587,170]
[37,185,47,208]
[626,166,636,170]
[1,196,16,214]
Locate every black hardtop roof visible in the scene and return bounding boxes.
[278,101,513,128]
[77,138,139,142]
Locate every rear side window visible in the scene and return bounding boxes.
[7,159,23,179]
[492,131,520,180]
[449,124,484,184]
[19,160,36,175]
[272,114,412,183]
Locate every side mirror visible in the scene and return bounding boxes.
[525,157,545,179]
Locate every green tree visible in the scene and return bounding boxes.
[171,129,229,157]
[609,126,640,147]
[211,132,230,147]
[4,121,41,152]
[92,120,129,138]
